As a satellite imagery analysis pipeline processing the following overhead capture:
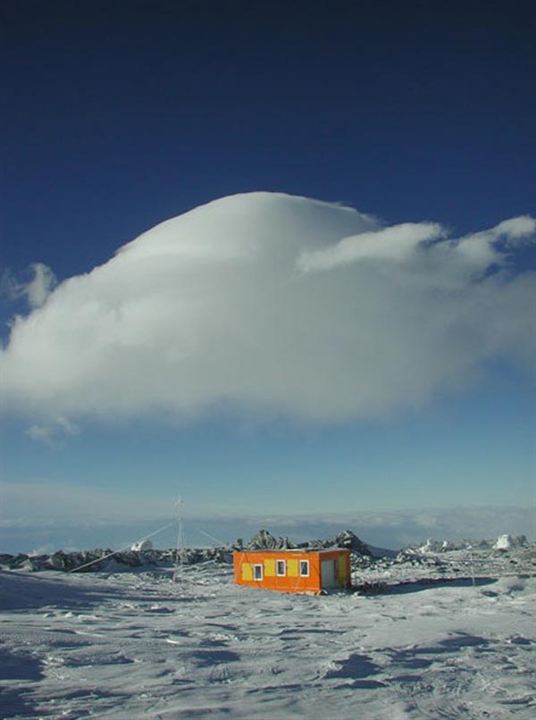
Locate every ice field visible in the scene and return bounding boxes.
[1,545,535,719]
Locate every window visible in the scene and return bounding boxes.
[276,560,286,576]
[299,560,310,577]
[253,564,263,581]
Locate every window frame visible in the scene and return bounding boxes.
[299,559,310,577]
[276,559,286,577]
[253,563,263,581]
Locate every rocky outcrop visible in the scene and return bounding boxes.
[0,528,383,573]
[245,529,294,550]
[493,534,528,551]
[301,529,372,556]
[0,546,236,573]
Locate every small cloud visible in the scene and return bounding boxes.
[56,416,78,436]
[0,269,17,300]
[25,263,57,308]
[298,222,446,273]
[0,262,56,309]
[26,416,79,445]
[493,215,536,242]
[26,424,55,445]
[454,216,536,268]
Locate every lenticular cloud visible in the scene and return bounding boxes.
[1,192,535,426]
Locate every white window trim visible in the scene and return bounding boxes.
[276,559,286,577]
[253,563,263,581]
[299,559,310,577]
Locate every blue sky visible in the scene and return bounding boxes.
[1,1,535,551]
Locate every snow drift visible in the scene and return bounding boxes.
[1,543,535,719]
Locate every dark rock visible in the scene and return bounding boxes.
[246,529,294,550]
[304,529,373,556]
[332,530,372,555]
[8,554,29,569]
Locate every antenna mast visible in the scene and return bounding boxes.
[173,495,184,582]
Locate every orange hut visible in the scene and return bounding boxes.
[233,548,352,594]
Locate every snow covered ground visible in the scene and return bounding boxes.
[1,547,535,719]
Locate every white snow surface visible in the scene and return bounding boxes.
[1,547,535,719]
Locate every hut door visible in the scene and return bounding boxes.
[321,559,337,588]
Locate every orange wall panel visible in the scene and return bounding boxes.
[233,549,351,594]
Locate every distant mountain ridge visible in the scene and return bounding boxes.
[1,529,529,574]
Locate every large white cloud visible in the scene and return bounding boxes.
[1,192,535,426]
